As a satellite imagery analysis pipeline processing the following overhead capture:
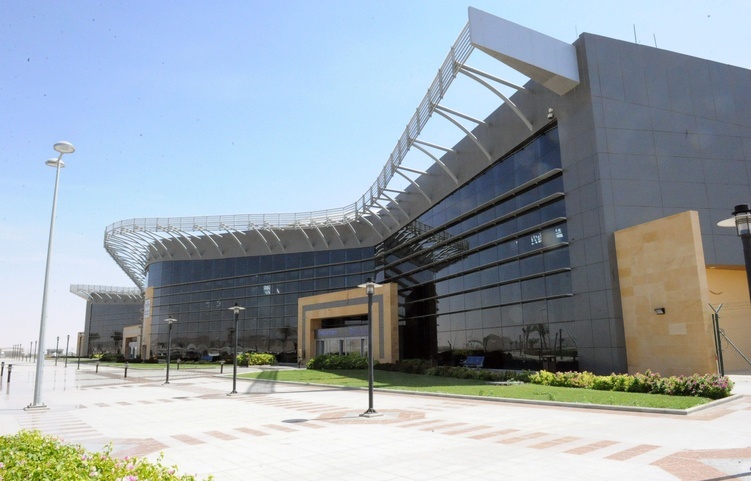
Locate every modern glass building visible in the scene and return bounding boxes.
[145,248,375,361]
[71,285,143,357]
[379,126,571,367]
[79,8,751,375]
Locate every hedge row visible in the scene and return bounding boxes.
[306,353,368,370]
[376,359,524,382]
[309,355,735,399]
[529,369,734,399]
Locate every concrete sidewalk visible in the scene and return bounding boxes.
[0,360,749,480]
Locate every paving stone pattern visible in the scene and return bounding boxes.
[0,362,749,481]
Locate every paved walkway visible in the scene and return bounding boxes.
[0,360,749,481]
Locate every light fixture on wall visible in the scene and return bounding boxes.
[654,307,666,315]
[547,108,555,120]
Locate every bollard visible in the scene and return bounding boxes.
[1,362,4,378]
[96,362,100,374]
[124,362,129,379]
[220,360,224,374]
[7,364,12,383]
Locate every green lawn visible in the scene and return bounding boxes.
[239,369,712,410]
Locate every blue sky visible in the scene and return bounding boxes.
[1,0,749,353]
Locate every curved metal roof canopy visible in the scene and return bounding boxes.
[104,8,579,290]
[70,284,143,302]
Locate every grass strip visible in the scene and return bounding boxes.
[239,369,710,410]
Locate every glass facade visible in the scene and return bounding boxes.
[147,248,375,360]
[144,126,572,368]
[84,300,143,356]
[378,126,574,369]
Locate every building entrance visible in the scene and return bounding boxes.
[298,282,399,364]
[314,317,368,357]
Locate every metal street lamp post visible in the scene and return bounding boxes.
[358,278,382,418]
[227,303,245,395]
[164,318,177,384]
[27,140,75,412]
[718,204,751,303]
[732,204,751,303]
[64,335,70,367]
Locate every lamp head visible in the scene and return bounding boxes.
[228,302,245,315]
[358,277,382,295]
[733,204,751,236]
[45,158,65,168]
[53,141,75,154]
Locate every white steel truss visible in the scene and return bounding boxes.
[103,9,579,290]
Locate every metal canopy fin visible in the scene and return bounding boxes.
[365,206,392,233]
[373,200,399,226]
[379,192,409,219]
[343,217,362,244]
[295,222,315,249]
[324,220,346,246]
[434,103,486,125]
[433,106,493,163]
[309,220,329,248]
[459,63,527,91]
[395,169,431,203]
[411,142,459,184]
[458,67,533,131]
[193,225,223,255]
[263,223,286,251]
[248,224,273,253]
[220,223,248,253]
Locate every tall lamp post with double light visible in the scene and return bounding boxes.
[228,303,245,395]
[719,204,751,304]
[164,318,177,384]
[27,141,75,411]
[358,278,382,418]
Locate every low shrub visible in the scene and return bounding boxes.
[306,353,368,370]
[376,360,529,383]
[376,359,432,374]
[0,430,211,480]
[530,369,734,399]
[528,370,596,389]
[98,353,126,363]
[238,352,277,367]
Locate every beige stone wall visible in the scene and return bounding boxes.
[298,283,399,364]
[142,287,154,358]
[122,324,141,358]
[707,268,751,374]
[615,211,715,376]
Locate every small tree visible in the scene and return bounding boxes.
[111,331,123,354]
